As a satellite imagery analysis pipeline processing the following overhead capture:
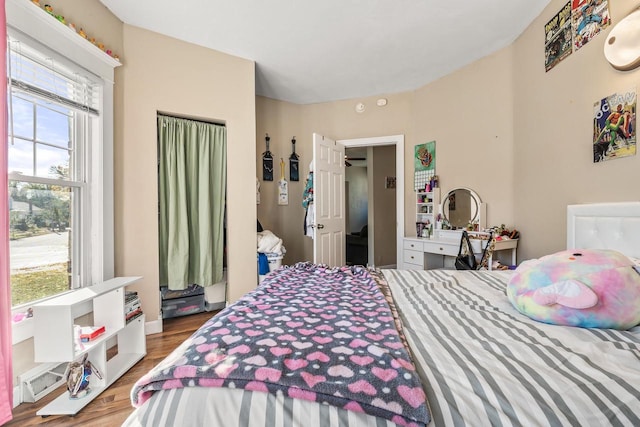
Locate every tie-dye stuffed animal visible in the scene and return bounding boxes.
[507,249,640,330]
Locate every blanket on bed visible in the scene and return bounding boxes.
[131,263,430,427]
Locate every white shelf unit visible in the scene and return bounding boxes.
[32,277,146,416]
[415,188,440,235]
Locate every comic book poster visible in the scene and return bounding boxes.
[572,0,610,51]
[545,2,573,72]
[593,88,636,163]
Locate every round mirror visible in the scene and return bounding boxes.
[440,188,481,229]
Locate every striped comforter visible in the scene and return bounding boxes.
[124,268,640,427]
[384,268,640,426]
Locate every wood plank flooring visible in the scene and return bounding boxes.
[6,310,215,426]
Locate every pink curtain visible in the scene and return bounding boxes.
[0,0,14,424]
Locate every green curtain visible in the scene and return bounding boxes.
[158,115,226,290]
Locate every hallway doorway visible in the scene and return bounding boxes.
[339,135,404,268]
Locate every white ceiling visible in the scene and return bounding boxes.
[99,0,551,105]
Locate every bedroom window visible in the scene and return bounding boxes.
[7,36,101,308]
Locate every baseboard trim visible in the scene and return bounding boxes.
[145,318,163,335]
[13,385,20,408]
[377,264,397,269]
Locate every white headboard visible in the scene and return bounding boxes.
[567,202,640,258]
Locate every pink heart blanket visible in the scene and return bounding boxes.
[131,263,430,426]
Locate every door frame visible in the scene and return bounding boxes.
[338,135,404,267]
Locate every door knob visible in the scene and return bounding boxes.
[316,224,325,229]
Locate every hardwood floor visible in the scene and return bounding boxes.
[6,311,216,426]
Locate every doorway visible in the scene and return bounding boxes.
[345,147,369,265]
[339,135,404,268]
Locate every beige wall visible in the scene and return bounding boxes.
[513,0,640,260]
[257,0,639,264]
[256,50,515,264]
[50,0,124,59]
[115,25,257,323]
[372,145,397,266]
[410,47,516,236]
[255,97,304,262]
[256,93,413,263]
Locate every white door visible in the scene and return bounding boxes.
[313,133,346,266]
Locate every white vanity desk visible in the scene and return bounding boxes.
[407,186,518,270]
[402,233,518,271]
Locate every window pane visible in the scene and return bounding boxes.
[36,104,72,148]
[9,182,73,307]
[36,143,70,179]
[8,137,34,175]
[9,94,34,139]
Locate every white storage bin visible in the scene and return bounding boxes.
[258,253,284,283]
[267,254,283,271]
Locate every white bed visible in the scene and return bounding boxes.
[567,202,640,258]
[124,202,640,427]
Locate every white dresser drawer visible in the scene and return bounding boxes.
[403,240,424,251]
[403,261,424,271]
[403,249,424,266]
[423,240,458,257]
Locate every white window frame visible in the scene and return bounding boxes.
[8,92,92,294]
[7,0,120,343]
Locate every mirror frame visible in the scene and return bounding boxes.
[440,187,482,229]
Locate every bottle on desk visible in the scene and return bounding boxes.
[421,224,433,239]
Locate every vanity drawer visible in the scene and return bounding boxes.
[423,240,458,257]
[403,249,424,267]
[403,240,424,251]
[403,261,425,271]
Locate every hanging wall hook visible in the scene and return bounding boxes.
[289,136,299,181]
[262,133,273,181]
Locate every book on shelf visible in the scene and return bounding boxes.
[126,306,142,318]
[126,310,144,324]
[125,290,139,302]
[79,325,105,342]
[125,301,141,312]
[124,290,143,323]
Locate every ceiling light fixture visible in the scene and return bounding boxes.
[604,7,640,71]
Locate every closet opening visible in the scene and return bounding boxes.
[156,113,227,319]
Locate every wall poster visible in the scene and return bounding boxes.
[414,141,435,191]
[545,0,610,71]
[572,0,610,51]
[593,88,636,163]
[545,2,573,72]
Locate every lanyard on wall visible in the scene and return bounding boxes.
[289,136,299,182]
[262,133,273,181]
